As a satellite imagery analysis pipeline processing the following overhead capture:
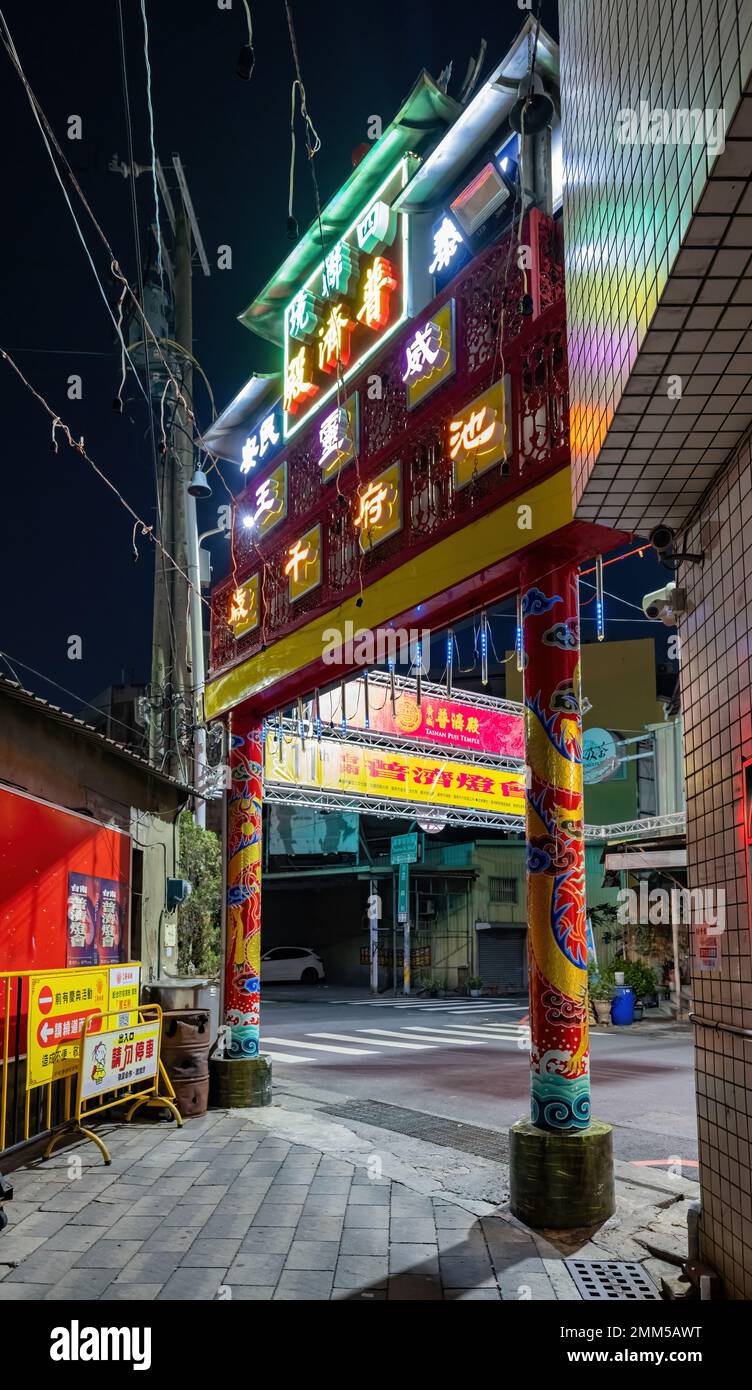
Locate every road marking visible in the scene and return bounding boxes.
[262,1036,379,1057]
[356,1027,478,1046]
[340,1000,525,1011]
[397,1028,488,1045]
[309,1032,434,1050]
[436,1024,523,1041]
[262,1051,312,1064]
[630,1158,699,1168]
[443,1005,526,1014]
[445,1022,522,1033]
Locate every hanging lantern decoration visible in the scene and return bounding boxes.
[446,628,453,698]
[595,554,605,641]
[480,609,489,687]
[314,688,322,742]
[363,669,370,730]
[415,638,423,708]
[516,593,524,671]
[340,679,347,734]
[388,658,396,715]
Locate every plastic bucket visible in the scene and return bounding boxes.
[611,985,635,1026]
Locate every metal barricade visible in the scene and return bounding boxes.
[1,963,143,1162]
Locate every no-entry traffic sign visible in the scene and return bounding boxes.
[37,985,54,1015]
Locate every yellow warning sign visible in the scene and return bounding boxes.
[26,963,142,1091]
[27,968,108,1090]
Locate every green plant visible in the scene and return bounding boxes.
[601,957,657,1001]
[590,979,614,1001]
[176,810,221,975]
[468,975,483,989]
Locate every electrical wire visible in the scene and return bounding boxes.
[0,10,153,417]
[0,13,214,465]
[139,0,163,293]
[0,648,219,784]
[116,0,178,684]
[0,348,213,618]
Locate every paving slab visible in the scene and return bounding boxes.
[0,1082,695,1302]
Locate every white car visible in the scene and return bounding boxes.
[260,947,325,984]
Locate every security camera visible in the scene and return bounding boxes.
[649,525,675,557]
[648,524,704,572]
[642,582,687,625]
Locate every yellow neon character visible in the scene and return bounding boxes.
[357,257,397,330]
[318,305,355,373]
[284,346,317,413]
[355,480,389,530]
[449,405,502,459]
[284,539,311,583]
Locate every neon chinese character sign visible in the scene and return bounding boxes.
[450,378,510,491]
[319,395,359,481]
[282,158,412,440]
[403,300,455,410]
[429,216,463,275]
[240,408,282,474]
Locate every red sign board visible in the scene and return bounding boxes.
[319,682,524,759]
[367,691,524,759]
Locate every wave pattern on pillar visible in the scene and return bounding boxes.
[225,719,263,1059]
[522,565,590,1132]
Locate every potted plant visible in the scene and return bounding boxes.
[590,979,614,1024]
[468,975,483,998]
[609,958,658,1008]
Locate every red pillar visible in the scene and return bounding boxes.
[521,556,590,1131]
[225,713,263,1058]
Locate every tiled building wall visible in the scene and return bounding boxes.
[559,0,752,510]
[681,424,752,1300]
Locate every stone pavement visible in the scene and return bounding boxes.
[0,1079,700,1301]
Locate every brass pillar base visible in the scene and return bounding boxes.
[210,1054,272,1109]
[509,1118,615,1230]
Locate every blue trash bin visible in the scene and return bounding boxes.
[611,985,635,1026]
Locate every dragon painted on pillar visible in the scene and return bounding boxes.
[225,717,263,1058]
[521,562,590,1132]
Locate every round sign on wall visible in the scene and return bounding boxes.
[582,727,621,784]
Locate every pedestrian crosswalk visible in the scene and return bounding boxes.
[341,999,526,1013]
[261,1019,530,1066]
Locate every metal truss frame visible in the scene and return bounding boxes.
[583,812,686,842]
[263,780,527,832]
[364,669,524,720]
[264,781,686,844]
[268,718,524,772]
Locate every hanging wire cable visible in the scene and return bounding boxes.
[116,0,177,681]
[139,0,163,292]
[0,648,198,758]
[0,349,212,617]
[236,0,255,80]
[0,10,153,417]
[0,14,213,464]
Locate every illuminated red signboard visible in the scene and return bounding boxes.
[319,683,524,759]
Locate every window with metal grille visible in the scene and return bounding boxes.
[489,876,517,904]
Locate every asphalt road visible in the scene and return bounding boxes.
[260,988,699,1169]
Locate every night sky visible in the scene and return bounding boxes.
[0,0,668,722]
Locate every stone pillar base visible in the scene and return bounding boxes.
[509,1118,615,1230]
[210,1054,272,1109]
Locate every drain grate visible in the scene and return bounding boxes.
[318,1097,509,1163]
[565,1259,660,1301]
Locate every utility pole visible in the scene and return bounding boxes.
[116,151,211,812]
[147,199,193,785]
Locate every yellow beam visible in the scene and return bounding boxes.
[205,467,573,720]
